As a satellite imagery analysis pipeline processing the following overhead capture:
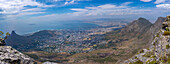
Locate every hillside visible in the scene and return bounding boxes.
[68,17,166,64]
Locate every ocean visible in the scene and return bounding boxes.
[0,21,99,35]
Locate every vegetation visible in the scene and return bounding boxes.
[163,31,170,35]
[133,60,143,64]
[146,60,150,63]
[153,42,156,46]
[167,56,170,64]
[160,56,167,63]
[166,44,170,49]
[0,31,10,44]
[135,56,138,59]
[156,33,159,37]
[139,49,144,53]
[149,60,158,64]
[150,55,156,58]
[166,27,170,31]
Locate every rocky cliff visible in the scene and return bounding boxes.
[0,38,35,64]
[124,15,170,64]
[0,46,35,64]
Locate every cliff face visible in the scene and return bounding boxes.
[0,46,35,64]
[124,16,170,64]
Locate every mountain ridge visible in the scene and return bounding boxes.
[124,16,170,64]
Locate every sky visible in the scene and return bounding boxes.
[0,0,170,34]
[0,0,169,22]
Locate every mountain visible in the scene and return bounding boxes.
[68,17,166,64]
[119,17,152,38]
[124,16,170,64]
[6,31,36,51]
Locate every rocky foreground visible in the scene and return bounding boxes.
[0,46,35,64]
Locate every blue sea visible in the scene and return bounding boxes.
[0,21,99,35]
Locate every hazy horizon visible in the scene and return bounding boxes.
[0,0,170,34]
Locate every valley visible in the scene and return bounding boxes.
[4,17,166,64]
[5,21,127,63]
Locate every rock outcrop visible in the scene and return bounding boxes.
[0,46,35,64]
[124,15,170,64]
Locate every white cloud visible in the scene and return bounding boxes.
[69,3,152,16]
[156,4,170,8]
[22,8,46,12]
[64,0,91,5]
[0,0,52,14]
[140,0,152,2]
[121,2,133,6]
[154,0,166,4]
[71,9,88,11]
[26,2,157,22]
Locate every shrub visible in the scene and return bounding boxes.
[139,49,144,53]
[166,27,170,31]
[163,31,170,35]
[150,55,156,58]
[133,60,143,64]
[166,44,170,49]
[135,56,138,59]
[0,31,10,39]
[153,42,156,46]
[167,57,170,64]
[156,33,159,37]
[146,60,150,63]
[160,56,167,63]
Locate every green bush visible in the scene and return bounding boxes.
[156,33,159,37]
[150,55,156,58]
[166,44,170,49]
[135,56,138,59]
[160,56,167,63]
[133,60,143,64]
[139,50,144,53]
[166,27,170,31]
[167,57,170,64]
[0,31,10,39]
[163,31,170,35]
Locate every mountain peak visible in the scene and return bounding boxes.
[11,31,16,35]
[137,17,151,25]
[138,17,147,20]
[119,17,152,38]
